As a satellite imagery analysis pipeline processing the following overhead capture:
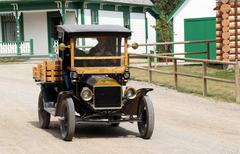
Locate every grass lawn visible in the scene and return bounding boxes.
[130,64,237,103]
[0,57,28,63]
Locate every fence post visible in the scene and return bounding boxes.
[154,45,157,68]
[235,63,240,103]
[202,62,207,96]
[206,42,210,60]
[174,59,178,89]
[30,39,34,55]
[148,56,152,83]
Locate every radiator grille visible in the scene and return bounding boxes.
[94,86,122,108]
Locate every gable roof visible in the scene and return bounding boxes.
[167,0,186,22]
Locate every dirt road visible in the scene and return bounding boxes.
[0,63,240,154]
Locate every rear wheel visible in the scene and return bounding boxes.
[137,96,154,139]
[38,91,50,129]
[59,98,75,141]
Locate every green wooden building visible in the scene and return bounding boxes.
[0,0,159,56]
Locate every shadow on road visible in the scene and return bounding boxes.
[29,121,139,140]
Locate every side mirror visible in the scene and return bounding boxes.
[59,43,70,51]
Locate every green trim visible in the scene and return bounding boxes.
[156,19,159,51]
[91,9,99,24]
[1,16,4,41]
[15,10,21,55]
[167,0,186,22]
[80,4,85,47]
[17,2,57,11]
[184,17,216,22]
[87,3,99,25]
[102,4,115,11]
[47,12,61,54]
[171,19,174,53]
[0,2,80,12]
[67,2,81,10]
[0,0,153,7]
[30,39,33,55]
[146,7,160,19]
[85,0,153,7]
[81,5,85,24]
[20,12,24,41]
[75,9,78,24]
[61,1,66,24]
[87,3,100,10]
[132,7,144,13]
[145,12,148,54]
[118,5,129,12]
[123,10,130,29]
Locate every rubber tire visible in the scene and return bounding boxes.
[137,95,154,139]
[38,91,50,129]
[59,98,75,141]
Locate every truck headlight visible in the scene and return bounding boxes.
[80,87,93,101]
[123,71,130,79]
[70,72,78,79]
[124,87,137,100]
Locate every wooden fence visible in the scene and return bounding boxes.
[129,40,240,103]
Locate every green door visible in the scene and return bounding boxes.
[184,17,216,60]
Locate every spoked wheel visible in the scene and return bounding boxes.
[38,91,50,129]
[137,95,154,139]
[59,98,75,141]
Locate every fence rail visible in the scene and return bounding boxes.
[129,40,240,103]
[0,39,33,56]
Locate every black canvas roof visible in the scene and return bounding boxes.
[57,24,132,37]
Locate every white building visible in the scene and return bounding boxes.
[168,0,216,60]
[0,0,159,56]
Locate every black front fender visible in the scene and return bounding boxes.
[123,88,153,115]
[136,88,153,98]
[55,91,73,116]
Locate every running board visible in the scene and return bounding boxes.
[75,118,141,124]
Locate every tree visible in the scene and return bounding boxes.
[151,0,181,52]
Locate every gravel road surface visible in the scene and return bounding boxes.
[0,63,240,154]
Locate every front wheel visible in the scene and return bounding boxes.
[59,98,75,141]
[137,96,154,139]
[38,91,50,129]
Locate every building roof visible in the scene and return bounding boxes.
[57,24,132,37]
[0,0,153,6]
[167,0,186,22]
[95,0,153,6]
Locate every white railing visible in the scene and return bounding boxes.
[0,39,33,56]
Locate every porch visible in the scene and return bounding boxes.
[0,40,33,56]
[0,0,158,57]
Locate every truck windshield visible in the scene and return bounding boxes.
[74,36,122,67]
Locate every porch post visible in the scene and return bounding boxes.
[12,3,21,55]
[61,1,66,24]
[59,0,72,24]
